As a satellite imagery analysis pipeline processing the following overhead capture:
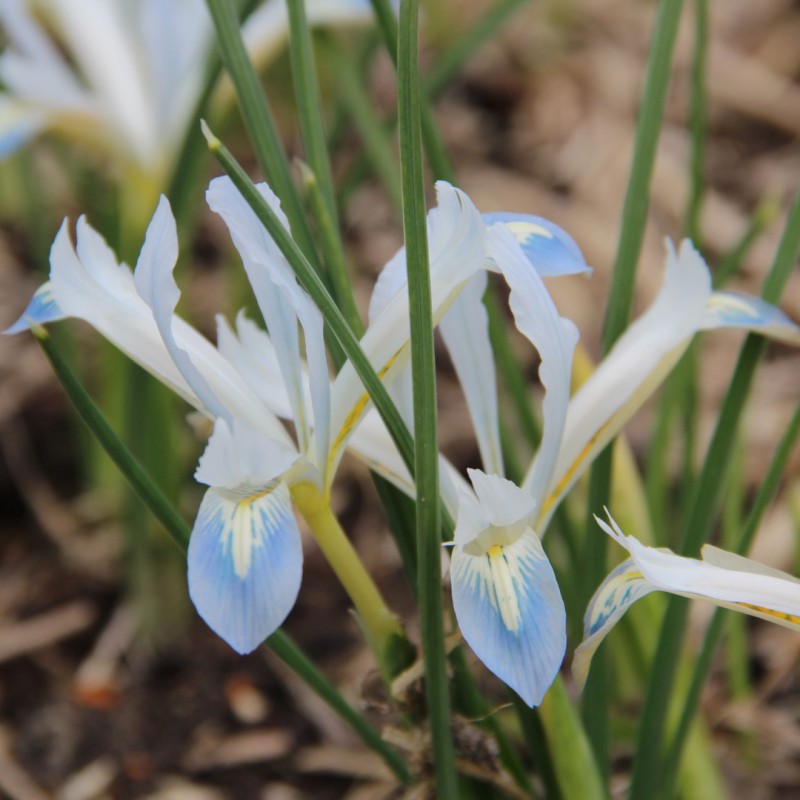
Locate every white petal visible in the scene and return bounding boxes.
[439,271,503,475]
[4,281,63,333]
[463,469,536,539]
[572,557,656,688]
[574,511,800,686]
[487,226,578,508]
[538,239,711,529]
[45,0,158,167]
[482,212,591,277]
[216,311,308,422]
[451,530,566,707]
[134,196,233,424]
[207,177,329,466]
[188,481,303,654]
[138,0,210,155]
[195,418,299,492]
[8,213,289,444]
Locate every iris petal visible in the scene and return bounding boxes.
[451,531,566,707]
[4,281,63,333]
[702,291,800,344]
[188,481,303,654]
[483,212,590,277]
[572,558,655,688]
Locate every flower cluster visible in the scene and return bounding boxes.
[9,173,800,705]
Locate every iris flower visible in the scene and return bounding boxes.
[7,177,489,655]
[409,229,800,707]
[573,511,800,687]
[0,0,377,181]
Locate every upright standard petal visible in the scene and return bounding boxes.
[482,212,591,277]
[207,177,329,465]
[329,182,486,480]
[189,420,303,654]
[573,510,800,686]
[450,471,566,707]
[485,226,579,509]
[134,195,232,424]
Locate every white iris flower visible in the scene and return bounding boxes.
[0,0,377,180]
[382,217,800,708]
[573,511,800,687]
[7,178,487,655]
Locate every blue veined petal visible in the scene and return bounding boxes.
[571,558,656,688]
[188,481,303,654]
[482,212,590,278]
[702,291,800,345]
[451,531,566,707]
[4,281,64,333]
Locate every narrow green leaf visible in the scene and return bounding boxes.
[299,161,364,337]
[204,0,321,268]
[425,0,530,97]
[398,0,457,795]
[286,2,363,334]
[320,33,404,215]
[36,327,190,549]
[539,678,608,800]
[685,0,708,245]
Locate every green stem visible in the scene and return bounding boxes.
[204,0,322,269]
[291,482,410,678]
[286,1,363,334]
[299,162,364,336]
[320,33,404,215]
[425,0,530,97]
[398,0,457,794]
[267,630,411,783]
[538,677,607,800]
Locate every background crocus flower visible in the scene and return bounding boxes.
[6,178,487,656]
[0,0,377,183]
[401,219,800,707]
[573,511,800,687]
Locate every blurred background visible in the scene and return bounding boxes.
[1,0,800,797]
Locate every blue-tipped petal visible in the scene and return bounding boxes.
[451,531,566,707]
[703,291,800,345]
[188,481,303,654]
[572,557,655,688]
[483,212,590,278]
[5,281,64,334]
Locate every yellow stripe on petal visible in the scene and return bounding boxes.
[736,603,800,627]
[487,544,523,634]
[506,220,554,241]
[326,344,407,479]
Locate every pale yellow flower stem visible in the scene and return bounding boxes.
[292,483,407,672]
